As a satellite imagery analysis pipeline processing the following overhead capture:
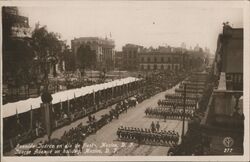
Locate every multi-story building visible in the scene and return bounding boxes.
[71,37,115,71]
[214,25,243,90]
[122,44,144,70]
[213,24,243,115]
[139,52,187,71]
[201,24,243,154]
[114,51,123,69]
[2,7,31,40]
[2,7,32,83]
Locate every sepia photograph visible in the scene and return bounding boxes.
[1,1,249,161]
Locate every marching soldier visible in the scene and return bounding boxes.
[151,121,156,132]
[156,121,160,132]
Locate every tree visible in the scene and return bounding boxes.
[5,38,35,98]
[31,24,62,92]
[76,44,96,75]
[64,45,75,71]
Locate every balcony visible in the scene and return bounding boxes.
[201,72,244,130]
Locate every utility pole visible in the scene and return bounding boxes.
[196,78,198,111]
[181,83,186,140]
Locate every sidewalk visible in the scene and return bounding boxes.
[4,102,117,156]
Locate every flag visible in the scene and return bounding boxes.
[81,94,85,106]
[112,86,114,98]
[123,82,125,94]
[74,93,76,101]
[30,105,33,130]
[93,90,95,105]
[126,83,128,94]
[16,108,19,124]
[103,87,106,100]
[52,104,55,113]
[67,97,70,114]
[60,99,63,110]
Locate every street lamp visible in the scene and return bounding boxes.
[39,50,57,142]
[181,83,186,141]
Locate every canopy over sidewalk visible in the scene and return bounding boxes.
[2,77,140,118]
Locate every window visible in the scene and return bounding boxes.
[154,57,157,63]
[141,65,144,70]
[168,65,171,70]
[161,65,164,70]
[226,74,232,81]
[154,64,157,70]
[147,57,150,62]
[161,57,164,63]
[174,57,178,62]
[141,57,144,62]
[147,64,150,70]
[168,57,171,63]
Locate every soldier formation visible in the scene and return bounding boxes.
[165,93,198,100]
[116,126,180,146]
[157,99,196,107]
[145,107,193,120]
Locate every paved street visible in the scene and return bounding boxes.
[81,83,188,156]
[5,82,187,156]
[2,4,245,160]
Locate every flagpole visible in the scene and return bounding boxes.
[60,99,63,110]
[93,89,95,105]
[67,97,70,115]
[16,107,19,123]
[30,105,33,130]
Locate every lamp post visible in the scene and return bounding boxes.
[196,79,198,111]
[39,50,56,142]
[181,83,186,141]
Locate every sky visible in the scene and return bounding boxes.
[18,1,243,53]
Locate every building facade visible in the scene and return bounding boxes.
[139,52,187,71]
[214,25,243,90]
[200,24,244,155]
[204,24,244,128]
[71,37,115,71]
[122,44,144,70]
[114,51,123,69]
[2,7,32,83]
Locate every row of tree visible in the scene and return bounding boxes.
[3,23,66,99]
[3,21,99,102]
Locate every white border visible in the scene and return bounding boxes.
[1,1,249,161]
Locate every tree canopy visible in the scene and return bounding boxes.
[76,44,96,70]
[32,24,63,78]
[4,38,35,87]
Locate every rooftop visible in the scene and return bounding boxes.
[72,37,115,46]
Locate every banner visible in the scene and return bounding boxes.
[30,105,33,130]
[93,90,96,105]
[67,98,70,114]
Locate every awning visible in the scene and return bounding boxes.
[2,77,140,118]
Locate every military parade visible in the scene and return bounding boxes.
[116,126,180,146]
[145,107,194,120]
[2,4,245,159]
